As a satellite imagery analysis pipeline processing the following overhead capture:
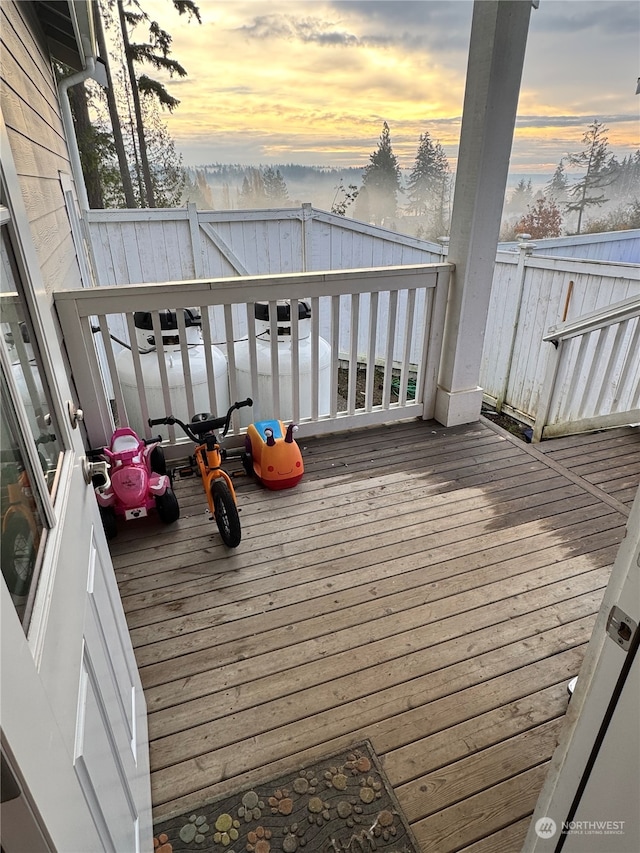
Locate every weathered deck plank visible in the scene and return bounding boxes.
[110,419,637,849]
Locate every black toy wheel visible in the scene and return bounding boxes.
[155,488,180,524]
[210,479,241,547]
[99,506,118,540]
[149,445,167,475]
[1,515,37,596]
[241,450,254,477]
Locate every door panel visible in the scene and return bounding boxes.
[1,135,152,850]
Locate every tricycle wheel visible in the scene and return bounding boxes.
[241,450,253,477]
[155,488,180,524]
[149,445,167,475]
[211,479,241,547]
[99,506,117,540]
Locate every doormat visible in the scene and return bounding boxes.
[153,741,419,853]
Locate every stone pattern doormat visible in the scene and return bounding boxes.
[153,741,419,853]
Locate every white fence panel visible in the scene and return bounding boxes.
[87,206,443,285]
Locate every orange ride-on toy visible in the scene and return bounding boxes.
[243,420,304,490]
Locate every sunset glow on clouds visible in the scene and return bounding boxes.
[137,0,639,173]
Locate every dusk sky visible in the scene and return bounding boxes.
[137,0,639,176]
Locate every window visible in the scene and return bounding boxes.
[1,226,63,628]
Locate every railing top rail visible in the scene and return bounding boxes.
[544,293,640,343]
[493,250,640,278]
[53,263,453,317]
[524,254,640,277]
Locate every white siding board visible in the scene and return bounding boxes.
[2,2,76,298]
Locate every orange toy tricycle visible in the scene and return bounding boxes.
[243,420,304,490]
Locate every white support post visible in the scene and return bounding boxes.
[532,340,562,442]
[496,236,536,411]
[435,0,534,427]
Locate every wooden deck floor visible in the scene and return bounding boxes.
[110,418,639,852]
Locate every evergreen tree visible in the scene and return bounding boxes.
[353,184,371,223]
[115,0,201,207]
[263,167,290,205]
[182,168,214,208]
[546,160,569,205]
[238,168,267,208]
[506,179,534,216]
[608,151,640,204]
[565,120,613,234]
[406,133,448,211]
[94,5,136,205]
[357,122,402,225]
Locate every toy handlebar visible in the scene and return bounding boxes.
[149,398,253,442]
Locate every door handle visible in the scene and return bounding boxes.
[82,457,110,490]
[67,400,84,429]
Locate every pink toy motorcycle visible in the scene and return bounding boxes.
[93,427,179,539]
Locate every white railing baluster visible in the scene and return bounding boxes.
[382,290,398,407]
[150,312,175,442]
[400,288,416,406]
[578,326,611,421]
[347,294,360,416]
[330,295,340,418]
[310,296,320,421]
[199,305,219,418]
[290,300,300,422]
[245,302,259,420]
[124,312,150,435]
[564,334,591,421]
[614,319,640,411]
[224,303,240,434]
[98,312,126,427]
[365,292,378,412]
[268,299,280,419]
[176,308,196,422]
[593,322,628,416]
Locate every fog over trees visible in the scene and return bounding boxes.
[183,120,638,241]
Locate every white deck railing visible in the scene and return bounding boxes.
[54,264,451,453]
[532,294,640,440]
[481,248,640,424]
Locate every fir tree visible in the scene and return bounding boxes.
[357,122,402,225]
[565,120,613,234]
[115,0,201,207]
[406,132,450,236]
[263,167,290,205]
[546,160,569,204]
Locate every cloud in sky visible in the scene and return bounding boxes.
[135,0,639,173]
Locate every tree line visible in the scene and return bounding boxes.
[185,120,640,241]
[70,5,638,240]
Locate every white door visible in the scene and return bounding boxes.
[1,154,152,849]
[523,487,640,851]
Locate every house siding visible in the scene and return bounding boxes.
[0,0,81,295]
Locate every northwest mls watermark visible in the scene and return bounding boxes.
[535,817,626,839]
